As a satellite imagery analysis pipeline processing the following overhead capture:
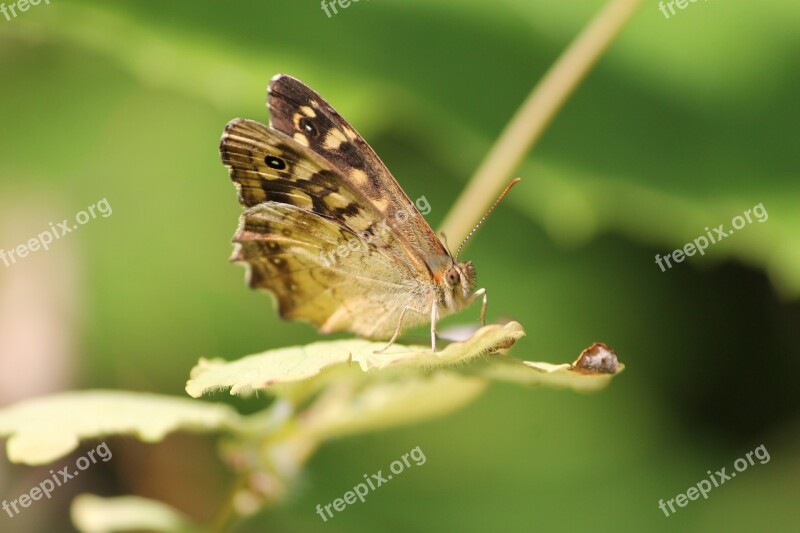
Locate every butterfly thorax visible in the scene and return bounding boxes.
[436,260,476,312]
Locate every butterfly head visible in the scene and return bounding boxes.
[441,260,476,309]
[439,178,520,312]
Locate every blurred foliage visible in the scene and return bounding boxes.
[0,0,799,532]
[71,494,196,533]
[0,391,240,465]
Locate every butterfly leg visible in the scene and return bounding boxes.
[374,305,425,354]
[430,300,439,352]
[471,288,487,326]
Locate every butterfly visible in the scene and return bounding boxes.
[220,74,505,352]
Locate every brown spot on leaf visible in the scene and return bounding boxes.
[571,342,619,374]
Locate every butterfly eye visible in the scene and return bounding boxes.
[446,269,460,285]
[265,155,287,170]
[298,117,318,138]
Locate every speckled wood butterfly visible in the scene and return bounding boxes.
[220,74,506,351]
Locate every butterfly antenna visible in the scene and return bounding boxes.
[455,178,521,261]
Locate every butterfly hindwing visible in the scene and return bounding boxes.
[232,202,430,338]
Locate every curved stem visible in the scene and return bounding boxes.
[439,0,644,243]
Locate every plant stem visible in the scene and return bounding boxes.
[210,474,248,533]
[439,0,644,243]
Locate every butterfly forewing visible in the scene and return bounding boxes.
[232,202,425,337]
[267,75,451,270]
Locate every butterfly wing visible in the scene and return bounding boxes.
[233,203,433,338]
[267,74,452,274]
[220,119,433,338]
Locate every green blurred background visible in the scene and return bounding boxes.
[1,0,799,531]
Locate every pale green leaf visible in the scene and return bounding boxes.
[296,372,488,441]
[0,391,241,465]
[186,322,525,398]
[71,494,196,533]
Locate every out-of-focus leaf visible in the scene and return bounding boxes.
[71,494,196,533]
[0,391,241,465]
[226,373,487,496]
[515,159,800,296]
[297,372,488,441]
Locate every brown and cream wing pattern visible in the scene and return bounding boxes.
[267,74,451,272]
[220,118,433,337]
[232,202,430,338]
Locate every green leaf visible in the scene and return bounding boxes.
[71,494,196,533]
[0,391,241,465]
[185,322,525,398]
